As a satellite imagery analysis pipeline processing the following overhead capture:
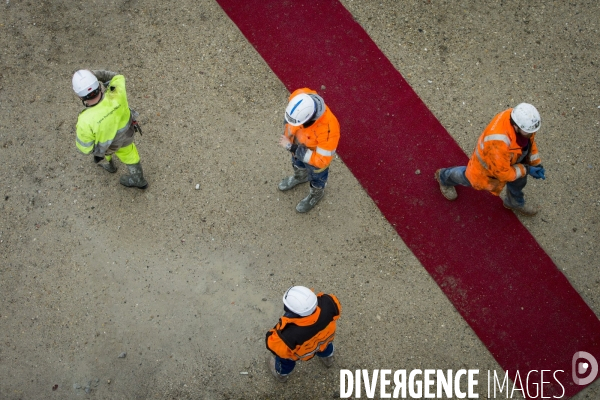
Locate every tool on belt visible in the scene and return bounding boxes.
[132,120,143,135]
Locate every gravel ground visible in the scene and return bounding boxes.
[0,0,598,399]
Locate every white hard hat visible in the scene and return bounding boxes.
[511,103,541,133]
[283,286,318,317]
[285,93,316,126]
[72,70,99,98]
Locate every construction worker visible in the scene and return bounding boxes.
[72,69,148,189]
[278,88,340,213]
[265,286,341,382]
[435,103,546,215]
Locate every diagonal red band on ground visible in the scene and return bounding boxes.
[216,1,600,397]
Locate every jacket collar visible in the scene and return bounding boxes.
[280,306,321,328]
[504,112,535,151]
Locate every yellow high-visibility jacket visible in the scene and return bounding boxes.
[75,73,135,158]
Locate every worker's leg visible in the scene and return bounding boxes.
[316,342,334,358]
[114,144,148,189]
[296,164,328,213]
[438,166,471,187]
[316,342,335,368]
[504,176,527,207]
[278,156,309,191]
[99,154,117,173]
[275,356,296,376]
[503,176,539,216]
[435,166,470,201]
[306,165,329,190]
[113,143,140,165]
[267,353,295,382]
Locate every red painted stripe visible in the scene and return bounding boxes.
[216,1,600,397]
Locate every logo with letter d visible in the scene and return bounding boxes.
[572,351,598,385]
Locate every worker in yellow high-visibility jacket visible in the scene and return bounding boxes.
[72,69,148,189]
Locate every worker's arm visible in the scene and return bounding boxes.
[326,293,342,317]
[528,137,542,166]
[279,124,299,153]
[94,73,127,99]
[294,118,340,170]
[265,328,296,360]
[485,142,527,182]
[75,119,95,155]
[91,70,118,85]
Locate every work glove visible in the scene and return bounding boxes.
[527,165,546,180]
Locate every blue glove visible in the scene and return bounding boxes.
[528,165,546,180]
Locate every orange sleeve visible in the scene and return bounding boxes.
[307,117,340,169]
[266,328,297,360]
[484,142,524,182]
[328,294,342,317]
[528,137,542,166]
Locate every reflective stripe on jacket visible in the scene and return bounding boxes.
[266,293,341,361]
[465,109,541,195]
[284,88,340,170]
[75,74,134,158]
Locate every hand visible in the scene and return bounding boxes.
[528,165,546,180]
[278,135,291,150]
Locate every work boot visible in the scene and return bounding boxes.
[503,201,539,217]
[100,157,117,173]
[266,354,289,383]
[278,165,309,191]
[296,185,325,213]
[435,169,457,201]
[119,163,148,189]
[318,355,335,368]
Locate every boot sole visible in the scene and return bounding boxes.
[120,182,149,190]
[503,203,538,217]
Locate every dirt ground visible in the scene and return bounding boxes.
[0,0,598,399]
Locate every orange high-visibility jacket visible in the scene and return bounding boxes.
[266,293,341,361]
[284,88,340,170]
[465,109,542,195]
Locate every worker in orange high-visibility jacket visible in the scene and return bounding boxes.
[265,286,341,382]
[435,103,545,216]
[278,88,340,213]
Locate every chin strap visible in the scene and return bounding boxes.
[81,89,105,108]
